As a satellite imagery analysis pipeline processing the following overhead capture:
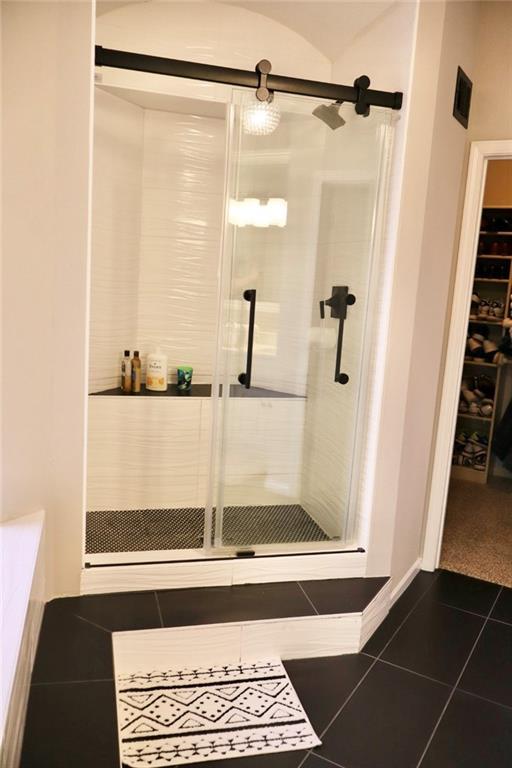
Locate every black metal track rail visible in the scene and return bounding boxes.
[95,46,403,112]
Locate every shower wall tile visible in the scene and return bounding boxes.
[136,110,226,383]
[87,396,202,511]
[198,399,306,508]
[89,89,144,393]
[300,180,377,538]
[87,396,304,513]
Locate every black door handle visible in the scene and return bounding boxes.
[238,289,256,389]
[321,286,356,384]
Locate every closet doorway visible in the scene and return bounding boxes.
[425,142,512,587]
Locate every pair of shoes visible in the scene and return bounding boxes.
[459,375,495,417]
[453,432,488,471]
[465,330,499,363]
[477,298,505,319]
[499,317,512,359]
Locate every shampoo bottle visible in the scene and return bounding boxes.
[131,350,141,393]
[121,350,132,393]
[146,348,168,392]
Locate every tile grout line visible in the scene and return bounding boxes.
[297,575,443,768]
[310,752,347,768]
[415,586,504,768]
[74,613,112,634]
[375,571,441,660]
[295,656,380,768]
[297,582,320,615]
[154,591,165,628]
[360,652,452,689]
[437,599,511,626]
[456,685,512,713]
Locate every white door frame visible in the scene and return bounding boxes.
[422,140,512,571]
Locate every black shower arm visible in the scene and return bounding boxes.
[95,47,403,113]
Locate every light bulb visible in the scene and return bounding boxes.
[242,99,280,136]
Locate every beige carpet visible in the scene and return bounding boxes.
[440,477,512,588]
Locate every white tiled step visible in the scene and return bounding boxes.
[113,579,391,671]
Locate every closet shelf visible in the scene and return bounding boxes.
[477,254,512,260]
[479,231,512,236]
[468,317,505,325]
[457,412,493,423]
[464,359,498,367]
[451,464,487,484]
[473,278,509,283]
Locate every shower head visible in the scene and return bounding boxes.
[312,100,346,130]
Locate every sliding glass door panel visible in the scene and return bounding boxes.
[212,90,393,550]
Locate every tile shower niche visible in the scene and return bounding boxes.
[85,77,394,564]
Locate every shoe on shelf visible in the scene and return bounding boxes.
[474,374,495,399]
[461,379,478,403]
[473,452,487,471]
[468,333,487,359]
[470,293,481,319]
[483,338,499,363]
[492,300,505,319]
[478,299,490,318]
[467,431,489,450]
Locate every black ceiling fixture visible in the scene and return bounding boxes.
[453,66,472,129]
[95,46,403,116]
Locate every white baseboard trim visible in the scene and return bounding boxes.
[80,551,367,595]
[112,581,389,674]
[390,557,422,606]
[359,578,392,649]
[1,511,45,768]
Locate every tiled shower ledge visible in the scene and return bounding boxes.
[90,383,304,398]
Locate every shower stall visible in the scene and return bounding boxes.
[84,49,398,566]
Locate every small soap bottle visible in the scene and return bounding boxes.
[131,351,141,393]
[121,350,132,393]
[146,348,168,392]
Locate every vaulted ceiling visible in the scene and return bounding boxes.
[96,0,395,61]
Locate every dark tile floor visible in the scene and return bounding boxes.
[21,570,512,768]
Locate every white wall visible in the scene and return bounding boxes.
[469,1,512,142]
[1,1,93,596]
[388,0,480,585]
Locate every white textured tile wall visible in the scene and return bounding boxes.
[301,111,387,538]
[136,110,226,383]
[89,88,144,392]
[87,396,305,513]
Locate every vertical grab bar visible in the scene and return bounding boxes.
[322,285,356,384]
[238,289,256,388]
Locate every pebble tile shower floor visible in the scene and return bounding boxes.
[21,569,512,767]
[86,505,331,553]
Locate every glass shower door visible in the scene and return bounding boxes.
[210,90,393,552]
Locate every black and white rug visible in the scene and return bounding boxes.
[116,660,321,766]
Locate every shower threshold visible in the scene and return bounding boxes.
[85,504,332,555]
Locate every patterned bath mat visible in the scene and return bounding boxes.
[116,660,321,766]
